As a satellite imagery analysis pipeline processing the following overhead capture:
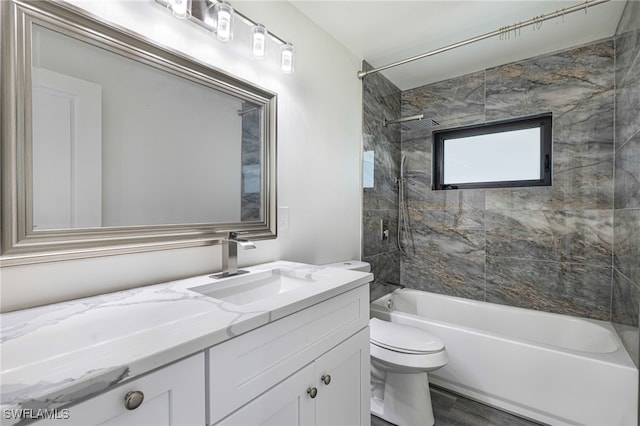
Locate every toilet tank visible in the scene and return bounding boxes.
[323,260,371,273]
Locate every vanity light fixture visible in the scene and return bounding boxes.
[156,0,295,73]
[280,42,295,73]
[251,24,268,59]
[213,0,234,42]
[167,0,191,19]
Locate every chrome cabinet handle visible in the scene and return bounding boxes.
[321,374,331,385]
[124,390,144,410]
[307,387,318,398]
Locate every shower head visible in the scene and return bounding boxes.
[383,114,439,129]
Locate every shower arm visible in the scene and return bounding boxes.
[384,114,424,127]
[357,0,610,79]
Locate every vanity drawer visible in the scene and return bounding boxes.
[207,284,369,424]
[33,353,205,426]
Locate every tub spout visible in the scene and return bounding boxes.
[385,281,406,289]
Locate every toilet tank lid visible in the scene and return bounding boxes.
[370,318,444,353]
[323,260,371,272]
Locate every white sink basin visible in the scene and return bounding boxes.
[189,270,312,305]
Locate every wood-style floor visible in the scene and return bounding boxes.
[370,385,545,426]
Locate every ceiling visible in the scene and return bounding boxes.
[289,0,627,90]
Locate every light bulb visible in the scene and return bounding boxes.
[251,24,267,59]
[280,42,295,73]
[168,0,190,19]
[214,1,234,42]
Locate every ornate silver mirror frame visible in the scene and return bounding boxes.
[0,0,277,266]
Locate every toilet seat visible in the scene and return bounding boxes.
[370,318,444,354]
[369,318,448,426]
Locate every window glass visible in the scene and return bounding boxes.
[432,114,552,190]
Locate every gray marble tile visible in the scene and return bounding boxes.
[551,95,614,158]
[363,62,402,184]
[486,209,613,266]
[615,21,640,91]
[485,257,611,320]
[363,59,403,230]
[551,152,614,210]
[614,208,640,286]
[612,269,639,367]
[407,196,485,231]
[615,131,640,210]
[400,142,432,204]
[401,250,485,301]
[485,40,614,119]
[363,209,398,258]
[615,67,640,149]
[402,71,485,128]
[363,164,400,212]
[407,208,485,256]
[406,184,484,213]
[617,0,640,35]
[363,61,401,120]
[614,3,640,151]
[365,251,401,301]
[484,153,614,211]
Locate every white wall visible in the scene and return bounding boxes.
[0,0,363,312]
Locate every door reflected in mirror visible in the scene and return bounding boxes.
[31,24,263,230]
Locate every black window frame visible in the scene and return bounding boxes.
[432,113,553,190]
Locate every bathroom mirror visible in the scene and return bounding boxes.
[0,0,277,265]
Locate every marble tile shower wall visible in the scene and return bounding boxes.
[612,0,640,367]
[362,11,640,362]
[362,62,403,300]
[400,39,617,322]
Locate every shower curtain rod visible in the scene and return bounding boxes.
[357,0,610,79]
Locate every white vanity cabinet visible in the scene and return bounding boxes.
[314,328,369,425]
[209,285,370,426]
[34,353,205,426]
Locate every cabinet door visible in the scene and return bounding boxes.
[35,353,205,426]
[315,328,370,426]
[216,364,315,426]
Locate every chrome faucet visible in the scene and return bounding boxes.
[211,232,256,279]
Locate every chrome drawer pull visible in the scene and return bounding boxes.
[124,390,144,410]
[307,387,318,398]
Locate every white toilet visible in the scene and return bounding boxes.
[369,317,447,426]
[323,261,448,426]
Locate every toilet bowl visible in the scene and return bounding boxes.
[370,317,448,426]
[321,261,448,425]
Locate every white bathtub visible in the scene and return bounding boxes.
[370,289,638,426]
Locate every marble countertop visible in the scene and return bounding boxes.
[0,261,372,421]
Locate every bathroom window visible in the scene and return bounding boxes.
[432,113,552,190]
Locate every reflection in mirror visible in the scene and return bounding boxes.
[0,0,277,264]
[31,24,262,230]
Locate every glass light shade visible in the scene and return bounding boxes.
[168,0,191,19]
[251,24,268,59]
[280,42,295,73]
[214,1,234,42]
